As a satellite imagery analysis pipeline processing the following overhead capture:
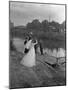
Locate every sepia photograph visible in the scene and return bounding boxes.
[9,1,66,89]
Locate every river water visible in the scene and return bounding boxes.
[13,38,66,58]
[43,48,65,58]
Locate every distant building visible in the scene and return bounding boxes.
[49,26,58,32]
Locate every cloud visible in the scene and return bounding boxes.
[10,2,65,26]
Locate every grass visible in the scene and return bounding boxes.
[9,51,66,89]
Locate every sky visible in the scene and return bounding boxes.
[10,2,65,26]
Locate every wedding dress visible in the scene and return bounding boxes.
[20,40,37,67]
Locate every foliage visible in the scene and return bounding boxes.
[10,19,66,49]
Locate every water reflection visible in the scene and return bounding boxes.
[43,48,65,57]
[13,38,24,53]
[13,38,66,58]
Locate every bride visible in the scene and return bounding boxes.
[20,39,38,67]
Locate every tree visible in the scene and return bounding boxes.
[41,20,49,32]
[61,21,66,32]
[49,21,61,32]
[26,22,32,29]
[26,19,41,30]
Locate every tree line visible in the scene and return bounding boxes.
[26,19,66,33]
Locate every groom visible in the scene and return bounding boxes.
[34,39,43,55]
